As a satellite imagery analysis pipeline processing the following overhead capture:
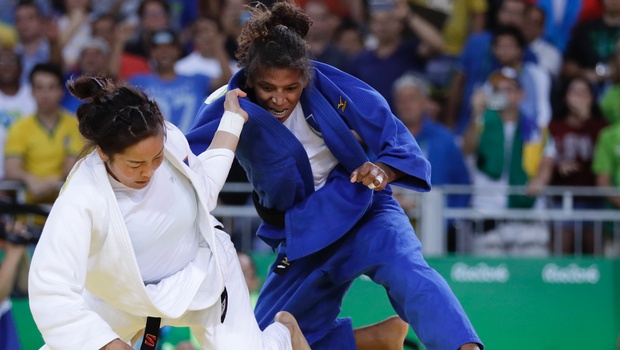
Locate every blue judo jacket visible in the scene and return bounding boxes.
[186,61,431,261]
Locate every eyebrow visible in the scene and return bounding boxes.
[258,81,301,88]
[127,146,165,164]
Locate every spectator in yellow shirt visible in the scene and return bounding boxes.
[4,63,84,214]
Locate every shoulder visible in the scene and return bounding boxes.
[59,110,78,122]
[426,119,454,137]
[164,122,192,158]
[59,154,107,205]
[8,115,35,131]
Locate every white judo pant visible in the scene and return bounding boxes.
[39,228,292,350]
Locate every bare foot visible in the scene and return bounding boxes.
[274,311,311,350]
[459,343,481,350]
[354,315,409,350]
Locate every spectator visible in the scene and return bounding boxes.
[445,0,536,135]
[129,28,212,134]
[599,36,620,124]
[0,0,53,26]
[90,13,151,80]
[303,0,350,72]
[124,0,171,59]
[463,67,553,255]
[220,0,249,60]
[392,73,471,252]
[348,0,444,111]
[333,17,366,61]
[393,73,471,209]
[535,0,584,53]
[563,0,620,94]
[418,0,488,96]
[0,48,36,133]
[4,63,84,224]
[61,37,111,113]
[57,0,94,71]
[523,4,562,78]
[174,16,236,90]
[491,25,552,128]
[0,49,37,181]
[13,1,62,85]
[593,106,620,217]
[546,75,608,254]
[440,0,488,57]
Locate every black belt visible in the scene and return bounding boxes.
[139,288,228,350]
[252,191,285,227]
[140,317,161,350]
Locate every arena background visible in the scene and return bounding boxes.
[11,253,620,349]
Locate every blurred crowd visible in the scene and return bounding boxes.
[1,0,620,258]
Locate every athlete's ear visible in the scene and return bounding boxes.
[96,147,108,162]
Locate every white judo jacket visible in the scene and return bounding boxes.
[29,122,233,349]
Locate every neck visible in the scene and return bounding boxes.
[0,83,19,96]
[405,119,423,136]
[500,108,519,122]
[309,39,328,56]
[567,112,588,127]
[376,39,399,58]
[21,37,43,53]
[198,48,215,58]
[38,107,60,120]
[158,69,176,81]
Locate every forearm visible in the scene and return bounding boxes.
[207,111,245,152]
[534,156,554,186]
[445,72,465,129]
[461,116,480,155]
[407,13,444,53]
[4,161,37,184]
[0,247,26,299]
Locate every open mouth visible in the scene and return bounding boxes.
[269,108,287,116]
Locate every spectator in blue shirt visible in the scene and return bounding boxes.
[129,28,212,133]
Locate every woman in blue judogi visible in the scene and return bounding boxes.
[186,2,483,349]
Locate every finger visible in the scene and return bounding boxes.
[368,182,376,190]
[350,171,358,183]
[374,175,384,186]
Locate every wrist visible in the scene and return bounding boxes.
[217,111,245,137]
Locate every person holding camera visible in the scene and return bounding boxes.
[463,67,555,255]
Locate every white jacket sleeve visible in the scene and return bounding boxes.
[197,148,235,211]
[29,194,120,349]
[165,122,236,212]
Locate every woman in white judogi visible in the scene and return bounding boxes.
[28,76,309,350]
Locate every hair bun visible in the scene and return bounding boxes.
[67,76,113,101]
[269,1,310,39]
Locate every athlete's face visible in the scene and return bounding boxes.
[252,67,307,123]
[100,134,165,189]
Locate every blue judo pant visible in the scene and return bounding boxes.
[0,309,21,350]
[254,194,481,350]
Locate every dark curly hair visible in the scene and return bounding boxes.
[67,76,166,159]
[236,0,313,87]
